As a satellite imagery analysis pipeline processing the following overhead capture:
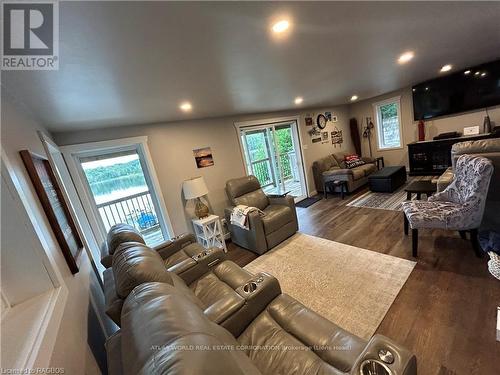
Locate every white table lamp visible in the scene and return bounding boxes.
[183,177,209,218]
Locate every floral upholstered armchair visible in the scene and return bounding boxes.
[402,154,494,257]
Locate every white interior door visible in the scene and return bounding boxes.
[239,120,307,202]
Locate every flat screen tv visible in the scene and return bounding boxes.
[412,59,500,121]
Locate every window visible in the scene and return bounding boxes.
[62,137,173,255]
[373,97,403,150]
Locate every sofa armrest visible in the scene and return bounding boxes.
[100,242,113,269]
[153,233,196,260]
[325,168,353,177]
[361,156,376,164]
[225,206,267,254]
[350,334,417,375]
[221,273,282,337]
[268,194,295,208]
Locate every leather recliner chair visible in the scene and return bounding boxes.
[225,176,298,254]
[106,281,417,375]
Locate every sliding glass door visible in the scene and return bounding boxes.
[239,120,307,201]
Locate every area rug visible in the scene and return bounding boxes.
[296,195,322,208]
[346,175,435,211]
[244,233,416,339]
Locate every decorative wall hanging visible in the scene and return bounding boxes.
[362,117,375,157]
[305,117,313,126]
[193,147,214,168]
[321,131,329,144]
[331,127,344,148]
[20,150,83,274]
[308,126,320,137]
[325,112,332,121]
[312,137,322,143]
[332,115,338,122]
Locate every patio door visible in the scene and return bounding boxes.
[238,120,307,202]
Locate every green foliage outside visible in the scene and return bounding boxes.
[83,159,147,197]
[380,103,398,119]
[379,103,400,147]
[245,128,295,185]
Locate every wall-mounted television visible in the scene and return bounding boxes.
[412,59,500,121]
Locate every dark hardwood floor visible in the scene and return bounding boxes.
[226,189,500,375]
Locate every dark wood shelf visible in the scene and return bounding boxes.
[407,132,499,175]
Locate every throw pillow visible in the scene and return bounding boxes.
[344,154,360,162]
[345,158,366,169]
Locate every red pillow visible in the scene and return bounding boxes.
[344,154,360,162]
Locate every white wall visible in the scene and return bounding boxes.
[349,87,500,167]
[1,94,100,374]
[54,105,354,234]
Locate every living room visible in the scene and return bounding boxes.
[1,2,500,375]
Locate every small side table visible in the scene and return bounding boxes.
[192,214,227,252]
[375,156,385,170]
[324,180,347,199]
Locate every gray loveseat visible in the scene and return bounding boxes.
[313,153,377,194]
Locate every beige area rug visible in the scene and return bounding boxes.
[244,233,416,339]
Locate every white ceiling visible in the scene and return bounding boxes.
[3,1,500,132]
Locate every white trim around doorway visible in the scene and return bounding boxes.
[234,116,309,201]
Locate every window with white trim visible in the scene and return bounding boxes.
[373,97,403,150]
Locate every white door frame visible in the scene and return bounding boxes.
[38,132,105,283]
[61,136,173,246]
[234,116,309,201]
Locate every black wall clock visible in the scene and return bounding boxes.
[317,114,327,129]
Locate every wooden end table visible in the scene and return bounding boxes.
[404,180,437,200]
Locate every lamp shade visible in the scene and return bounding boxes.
[182,177,208,199]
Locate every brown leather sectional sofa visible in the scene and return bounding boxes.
[103,224,417,374]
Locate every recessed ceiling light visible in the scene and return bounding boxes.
[464,70,471,75]
[440,64,453,73]
[398,51,414,64]
[425,87,429,91]
[474,71,480,76]
[272,20,290,33]
[350,95,358,102]
[481,72,487,77]
[179,101,192,112]
[294,96,303,105]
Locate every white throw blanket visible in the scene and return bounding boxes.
[230,205,264,230]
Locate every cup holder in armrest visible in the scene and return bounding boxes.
[243,282,258,294]
[194,250,210,260]
[360,359,392,375]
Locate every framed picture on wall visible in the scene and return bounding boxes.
[20,150,83,274]
[193,147,215,168]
